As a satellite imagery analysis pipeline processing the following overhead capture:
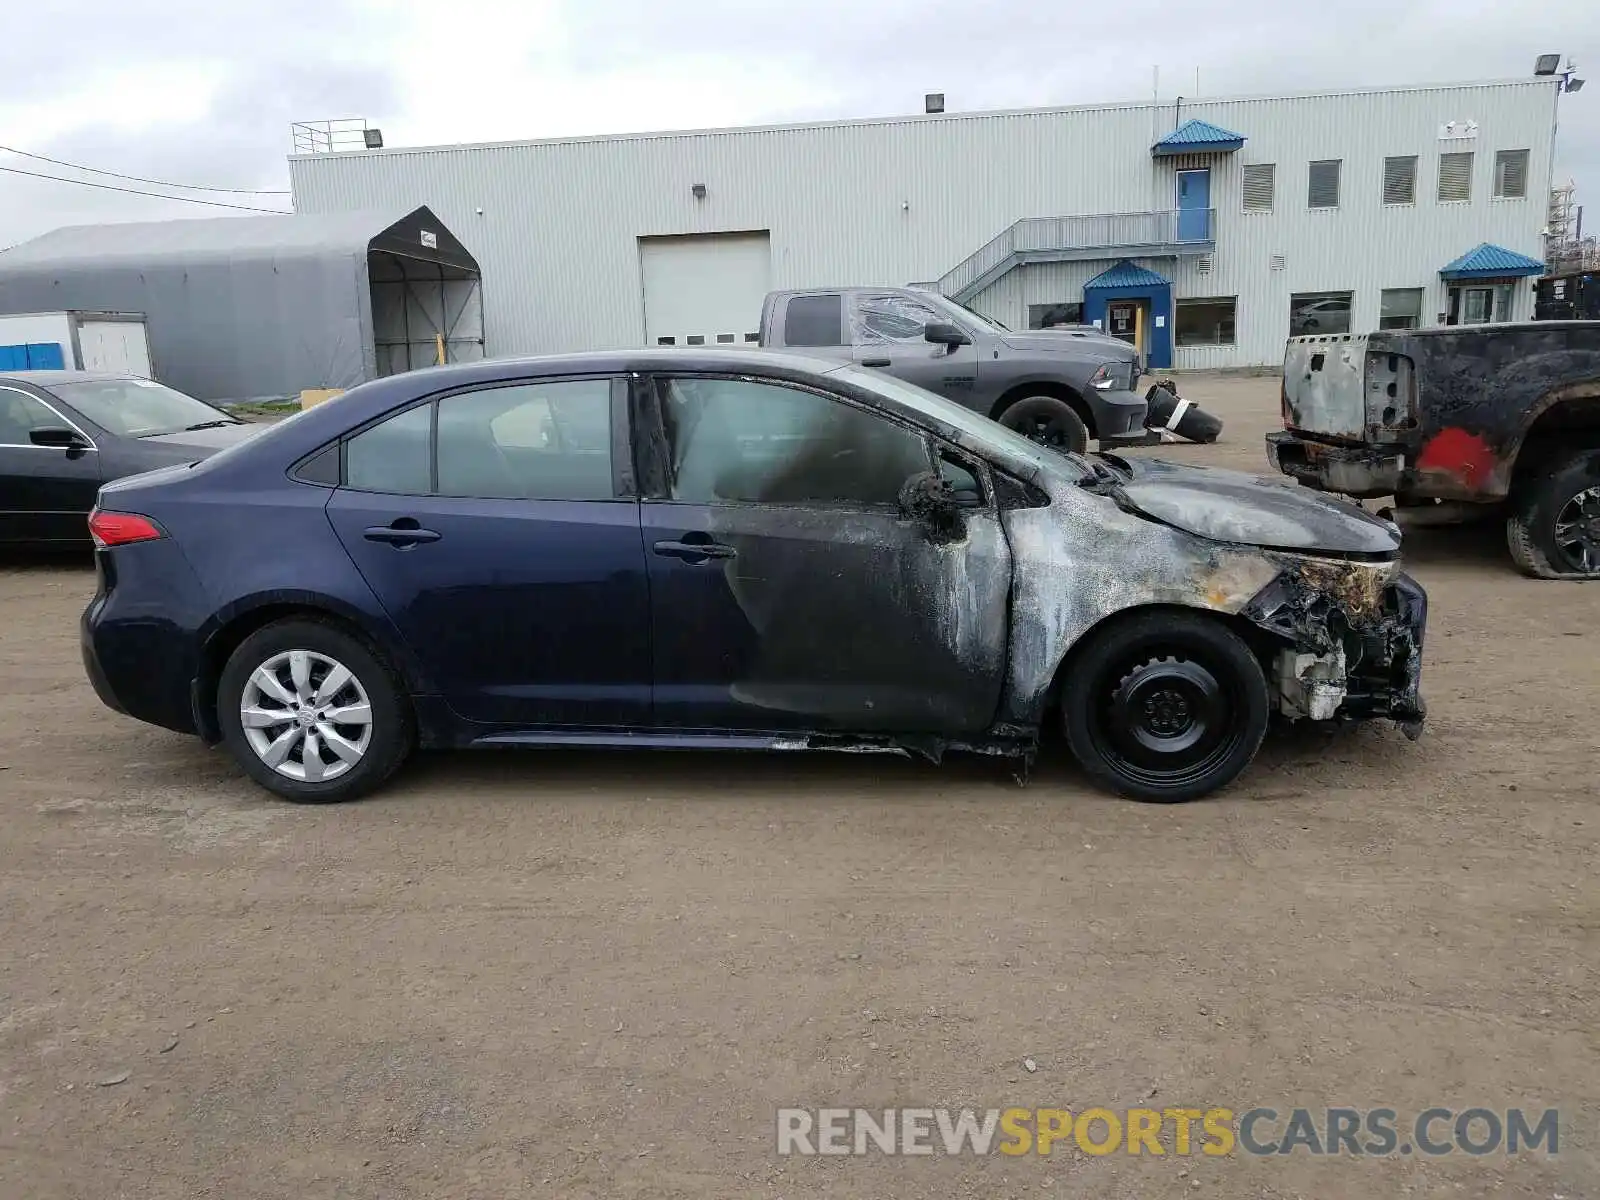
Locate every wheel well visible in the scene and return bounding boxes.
[194,604,391,743]
[988,381,1096,437]
[1512,389,1600,486]
[1039,604,1281,719]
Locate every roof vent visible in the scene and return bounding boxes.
[925,93,945,114]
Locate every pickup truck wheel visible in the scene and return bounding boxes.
[1507,448,1600,579]
[1061,611,1270,803]
[998,396,1089,455]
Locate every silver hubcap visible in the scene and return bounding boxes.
[240,649,373,783]
[1553,485,1600,574]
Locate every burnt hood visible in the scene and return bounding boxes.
[1103,454,1401,556]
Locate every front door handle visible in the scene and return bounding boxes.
[653,538,736,563]
[860,357,892,368]
[363,519,441,547]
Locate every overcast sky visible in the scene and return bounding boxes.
[0,0,1595,248]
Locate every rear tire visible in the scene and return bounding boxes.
[1506,448,1600,579]
[1061,611,1270,803]
[998,395,1090,455]
[217,618,415,803]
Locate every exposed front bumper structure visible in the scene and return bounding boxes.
[1266,431,1403,499]
[1243,566,1427,737]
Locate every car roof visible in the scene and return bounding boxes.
[0,370,143,387]
[397,347,852,379]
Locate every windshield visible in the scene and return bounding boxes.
[49,379,238,438]
[825,364,1088,480]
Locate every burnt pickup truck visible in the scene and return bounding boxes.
[758,286,1150,454]
[1266,322,1600,578]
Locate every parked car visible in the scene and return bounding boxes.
[757,286,1150,454]
[0,371,257,546]
[1266,321,1600,577]
[82,349,1428,806]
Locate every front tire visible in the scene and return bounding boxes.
[997,396,1090,455]
[1506,448,1600,579]
[1061,611,1270,802]
[217,618,415,803]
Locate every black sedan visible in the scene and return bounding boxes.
[0,371,259,545]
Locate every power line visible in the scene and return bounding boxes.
[0,143,291,195]
[0,163,292,214]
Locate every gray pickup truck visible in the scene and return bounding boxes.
[758,286,1149,454]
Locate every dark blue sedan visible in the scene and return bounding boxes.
[82,349,1427,804]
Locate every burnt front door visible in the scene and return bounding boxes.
[638,373,1011,736]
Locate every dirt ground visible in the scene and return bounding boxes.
[1,375,1595,1199]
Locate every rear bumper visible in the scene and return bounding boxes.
[1265,431,1404,498]
[81,547,205,737]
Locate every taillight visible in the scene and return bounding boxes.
[88,510,165,548]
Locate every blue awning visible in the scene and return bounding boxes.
[1151,119,1245,157]
[1084,261,1171,290]
[1440,243,1546,280]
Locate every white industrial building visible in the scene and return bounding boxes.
[288,76,1571,370]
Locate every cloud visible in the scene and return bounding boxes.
[0,0,1595,248]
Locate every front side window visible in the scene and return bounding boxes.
[0,388,68,445]
[657,377,930,507]
[856,294,941,343]
[342,379,615,499]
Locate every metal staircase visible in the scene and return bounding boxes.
[938,209,1215,302]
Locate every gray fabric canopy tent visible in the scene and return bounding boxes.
[0,206,483,402]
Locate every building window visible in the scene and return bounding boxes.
[1308,160,1341,209]
[1379,288,1424,330]
[1383,156,1417,205]
[1175,297,1237,346]
[1447,282,1513,326]
[1289,291,1353,336]
[1027,302,1085,329]
[1438,152,1474,203]
[1242,163,1275,212]
[1494,149,1530,199]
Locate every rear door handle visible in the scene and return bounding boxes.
[363,521,441,547]
[653,539,736,562]
[860,358,892,368]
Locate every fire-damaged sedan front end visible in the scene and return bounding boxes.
[1105,455,1427,734]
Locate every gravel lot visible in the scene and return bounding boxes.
[1,375,1595,1199]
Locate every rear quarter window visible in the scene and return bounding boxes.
[783,295,844,348]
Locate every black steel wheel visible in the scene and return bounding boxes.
[1507,448,1600,579]
[1061,611,1270,802]
[997,396,1090,455]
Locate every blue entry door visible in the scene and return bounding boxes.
[1177,169,1211,240]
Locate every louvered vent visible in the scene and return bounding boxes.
[1438,152,1474,202]
[1270,254,1286,272]
[1242,163,1274,212]
[1383,156,1417,205]
[1308,160,1341,209]
[1196,255,1214,274]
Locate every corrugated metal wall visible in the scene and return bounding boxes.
[291,79,1558,367]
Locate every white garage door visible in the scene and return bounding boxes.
[639,231,771,348]
[77,319,154,377]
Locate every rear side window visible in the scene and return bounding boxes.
[341,379,616,499]
[346,403,431,493]
[783,295,844,347]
